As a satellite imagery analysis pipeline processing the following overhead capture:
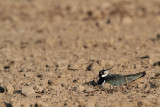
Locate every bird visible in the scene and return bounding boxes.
[98,67,146,87]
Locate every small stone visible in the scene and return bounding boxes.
[68,64,78,71]
[6,83,14,94]
[76,97,85,107]
[140,100,153,107]
[56,60,69,70]
[36,101,51,107]
[51,78,58,85]
[73,79,78,83]
[86,63,93,71]
[48,80,52,85]
[140,55,150,59]
[148,59,153,65]
[138,83,144,88]
[77,86,85,92]
[137,101,143,107]
[153,61,160,66]
[122,16,132,24]
[24,72,35,78]
[36,86,44,93]
[72,87,77,91]
[157,34,160,39]
[0,86,5,93]
[102,83,112,89]
[22,86,35,96]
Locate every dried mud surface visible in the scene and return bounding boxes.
[0,0,160,107]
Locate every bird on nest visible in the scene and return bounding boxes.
[97,64,146,87]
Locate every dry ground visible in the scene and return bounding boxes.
[0,0,160,107]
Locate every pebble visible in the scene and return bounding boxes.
[122,16,132,24]
[76,97,85,107]
[36,101,52,107]
[0,86,5,93]
[138,100,154,107]
[77,85,85,92]
[148,59,153,65]
[22,86,35,96]
[68,63,79,71]
[6,83,14,94]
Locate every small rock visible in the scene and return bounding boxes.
[6,83,14,94]
[153,61,160,66]
[77,86,85,92]
[102,83,112,89]
[137,101,143,107]
[148,59,153,65]
[22,86,35,96]
[36,86,44,93]
[72,87,77,91]
[138,83,144,89]
[140,55,150,59]
[68,64,78,71]
[4,66,10,69]
[122,16,132,24]
[36,101,52,107]
[0,86,5,93]
[55,60,69,71]
[139,100,154,107]
[76,97,85,107]
[24,72,35,78]
[48,80,52,85]
[73,79,78,83]
[157,34,160,39]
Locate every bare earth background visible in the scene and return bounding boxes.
[0,0,160,107]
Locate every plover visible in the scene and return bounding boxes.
[98,68,146,86]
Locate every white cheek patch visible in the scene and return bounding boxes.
[101,71,108,77]
[101,80,105,86]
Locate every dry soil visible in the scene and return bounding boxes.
[0,0,160,107]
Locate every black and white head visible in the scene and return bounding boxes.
[99,64,115,79]
[98,70,109,86]
[99,70,109,78]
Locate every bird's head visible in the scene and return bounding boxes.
[99,70,109,78]
[99,64,115,78]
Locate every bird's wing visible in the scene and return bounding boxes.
[104,72,146,86]
[105,74,126,86]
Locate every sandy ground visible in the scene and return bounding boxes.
[0,0,160,107]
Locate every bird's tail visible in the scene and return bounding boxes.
[127,71,146,83]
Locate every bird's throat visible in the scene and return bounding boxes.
[98,78,105,86]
